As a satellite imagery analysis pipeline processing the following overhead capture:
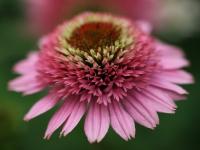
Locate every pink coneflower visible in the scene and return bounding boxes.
[25,0,157,35]
[10,13,193,142]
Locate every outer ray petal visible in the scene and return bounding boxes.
[44,96,78,139]
[157,42,185,58]
[135,90,175,114]
[24,93,60,121]
[159,57,189,69]
[109,101,135,140]
[156,42,190,69]
[134,92,160,124]
[61,101,86,136]
[144,86,177,109]
[97,105,110,142]
[154,70,194,84]
[150,79,188,95]
[84,101,110,143]
[8,72,44,95]
[13,52,39,75]
[122,96,156,129]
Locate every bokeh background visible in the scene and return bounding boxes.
[0,0,200,150]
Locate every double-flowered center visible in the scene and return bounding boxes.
[68,22,120,51]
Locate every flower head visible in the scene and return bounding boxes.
[9,13,193,142]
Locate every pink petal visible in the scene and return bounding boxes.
[147,99,175,114]
[84,102,110,143]
[160,57,189,69]
[9,74,36,88]
[61,101,86,136]
[22,86,44,95]
[150,79,188,95]
[133,92,159,123]
[154,70,194,84]
[156,42,190,69]
[9,73,43,95]
[144,86,177,109]
[122,97,155,129]
[109,101,135,141]
[84,102,98,143]
[14,52,39,75]
[165,90,186,101]
[125,92,160,128]
[135,91,175,114]
[156,42,185,58]
[24,93,60,121]
[96,104,110,142]
[44,96,77,139]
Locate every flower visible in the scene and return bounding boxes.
[9,13,193,142]
[25,0,157,35]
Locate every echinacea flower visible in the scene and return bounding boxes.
[9,13,193,142]
[25,0,157,35]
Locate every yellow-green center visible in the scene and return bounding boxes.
[58,13,135,66]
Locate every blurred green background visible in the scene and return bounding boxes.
[0,0,200,150]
